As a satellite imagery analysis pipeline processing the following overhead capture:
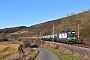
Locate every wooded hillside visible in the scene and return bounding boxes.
[0,10,90,43]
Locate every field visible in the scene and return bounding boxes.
[0,40,39,60]
[0,40,22,60]
[0,40,23,44]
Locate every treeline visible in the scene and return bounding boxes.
[0,26,27,33]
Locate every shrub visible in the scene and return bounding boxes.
[34,38,41,47]
[0,33,8,41]
[23,41,31,48]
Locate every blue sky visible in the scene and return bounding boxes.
[0,0,90,29]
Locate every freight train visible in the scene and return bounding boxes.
[40,30,77,44]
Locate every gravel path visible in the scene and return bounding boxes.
[34,48,60,60]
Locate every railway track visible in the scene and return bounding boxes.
[46,40,90,49]
[72,43,90,49]
[52,40,90,49]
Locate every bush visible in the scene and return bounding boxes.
[23,41,31,48]
[0,33,8,41]
[34,38,41,47]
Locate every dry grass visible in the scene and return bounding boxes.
[0,44,8,52]
[0,44,19,51]
[21,48,39,60]
[0,44,19,59]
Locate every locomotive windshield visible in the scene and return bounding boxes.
[67,31,76,37]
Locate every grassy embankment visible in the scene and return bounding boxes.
[21,48,39,60]
[44,47,87,60]
[0,40,22,60]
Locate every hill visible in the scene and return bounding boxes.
[0,10,90,43]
